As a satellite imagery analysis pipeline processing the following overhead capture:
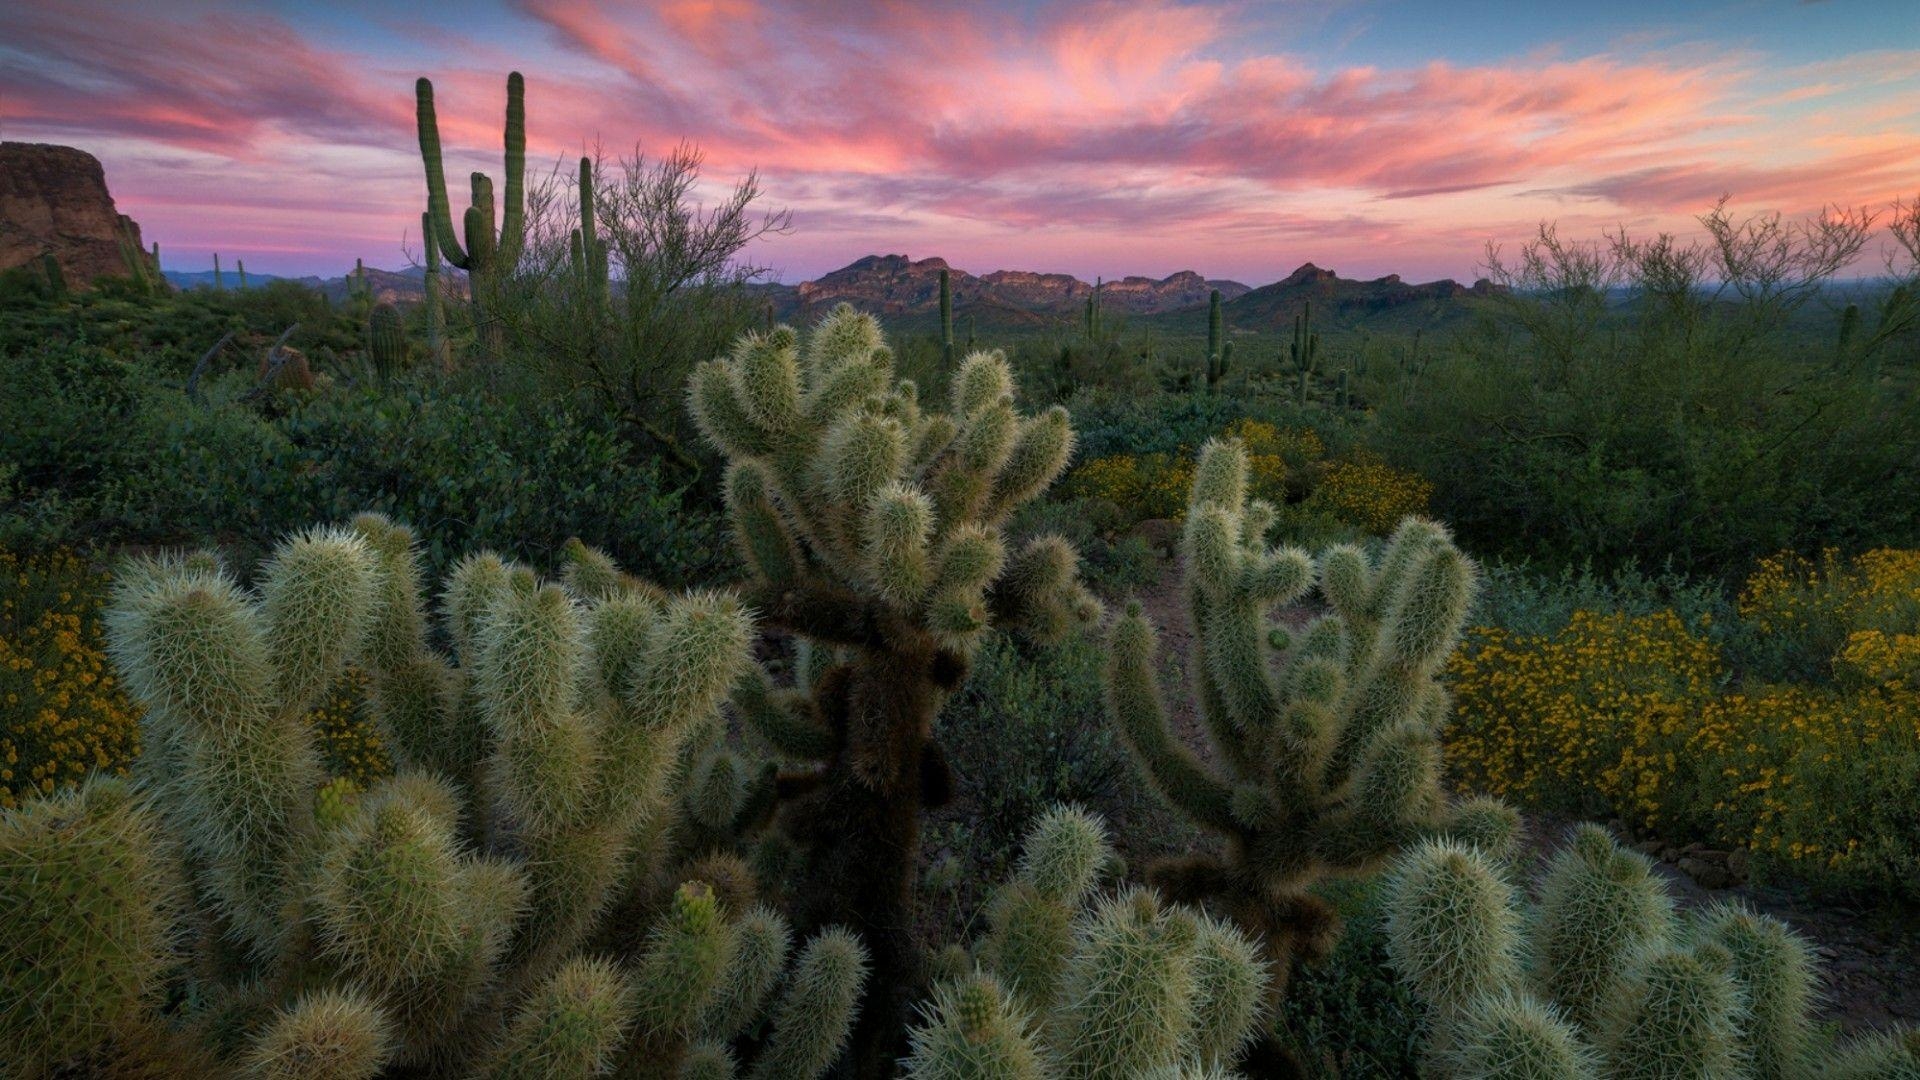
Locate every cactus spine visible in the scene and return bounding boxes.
[417,70,526,354]
[940,267,955,373]
[368,301,407,384]
[0,519,874,1077]
[1383,829,1917,1079]
[1103,438,1494,1065]
[689,306,1097,1075]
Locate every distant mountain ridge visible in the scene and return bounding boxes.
[755,254,1253,323]
[162,250,1503,335]
[753,254,1501,331]
[1223,262,1505,331]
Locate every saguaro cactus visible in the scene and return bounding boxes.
[1205,288,1231,392]
[1103,438,1498,1051]
[689,305,1097,1075]
[421,211,449,370]
[417,70,526,352]
[368,301,407,384]
[1290,300,1318,404]
[1383,829,1919,1079]
[940,267,955,373]
[237,259,248,291]
[214,252,224,291]
[570,156,610,304]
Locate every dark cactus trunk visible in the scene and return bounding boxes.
[779,632,964,1079]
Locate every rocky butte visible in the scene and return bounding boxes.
[0,142,156,286]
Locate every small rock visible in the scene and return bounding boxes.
[1679,856,1733,890]
[1633,840,1664,857]
[1727,848,1749,882]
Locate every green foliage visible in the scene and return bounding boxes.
[1383,829,1920,1079]
[0,342,726,585]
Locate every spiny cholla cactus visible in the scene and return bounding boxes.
[1105,439,1503,1004]
[688,304,1098,1073]
[1384,826,1920,1080]
[0,519,871,1077]
[905,807,1272,1080]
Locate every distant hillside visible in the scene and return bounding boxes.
[752,255,1252,326]
[164,264,436,305]
[1220,262,1505,333]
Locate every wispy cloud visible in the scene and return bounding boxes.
[2,0,1915,281]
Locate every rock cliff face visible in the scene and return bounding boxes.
[0,142,155,286]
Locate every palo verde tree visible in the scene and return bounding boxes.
[689,304,1100,1076]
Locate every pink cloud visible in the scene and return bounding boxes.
[2,0,1915,283]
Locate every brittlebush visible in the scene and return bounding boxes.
[0,551,139,808]
[1448,552,1920,896]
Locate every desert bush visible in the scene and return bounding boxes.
[0,549,138,809]
[1274,878,1422,1078]
[929,632,1128,884]
[489,142,790,470]
[1384,827,1920,1077]
[0,343,726,585]
[0,517,871,1078]
[1369,200,1920,580]
[1446,570,1920,897]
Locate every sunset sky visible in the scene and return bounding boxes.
[3,0,1917,284]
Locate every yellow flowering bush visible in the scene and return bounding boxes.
[0,552,393,809]
[1738,548,1920,677]
[1061,420,1425,537]
[1060,452,1196,522]
[1303,454,1434,537]
[0,550,140,808]
[1449,551,1920,897]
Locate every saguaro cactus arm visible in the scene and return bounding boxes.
[417,71,525,273]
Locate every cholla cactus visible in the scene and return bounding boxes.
[1384,828,1920,1080]
[689,304,1098,1072]
[0,777,181,1079]
[1104,438,1498,1007]
[1,519,869,1077]
[905,807,1272,1079]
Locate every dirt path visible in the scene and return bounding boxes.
[1131,552,1920,1036]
